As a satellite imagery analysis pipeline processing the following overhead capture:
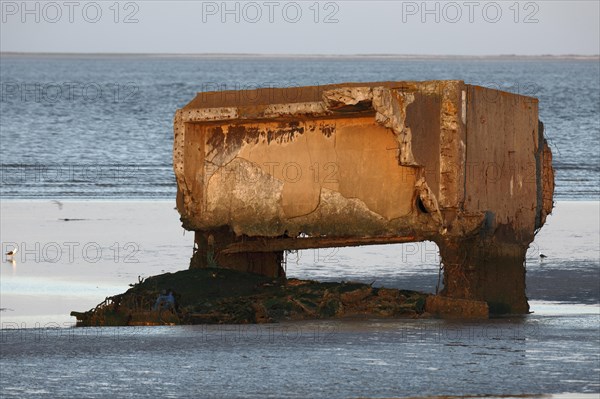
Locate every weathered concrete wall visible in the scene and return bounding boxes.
[173,80,554,314]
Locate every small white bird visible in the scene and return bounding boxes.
[539,252,547,260]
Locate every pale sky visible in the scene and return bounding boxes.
[1,0,598,55]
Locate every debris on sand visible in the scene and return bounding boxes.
[71,268,433,326]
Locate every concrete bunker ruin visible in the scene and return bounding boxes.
[173,81,554,314]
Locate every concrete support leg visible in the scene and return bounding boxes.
[437,237,529,314]
[190,228,285,278]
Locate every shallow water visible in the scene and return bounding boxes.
[1,303,599,398]
[0,55,598,200]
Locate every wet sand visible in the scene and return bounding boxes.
[0,200,191,326]
[0,200,598,326]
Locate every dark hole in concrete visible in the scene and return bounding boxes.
[416,196,429,214]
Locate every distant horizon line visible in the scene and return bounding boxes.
[1,52,599,60]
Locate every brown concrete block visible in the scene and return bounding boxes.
[425,295,489,319]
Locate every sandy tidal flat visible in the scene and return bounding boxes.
[0,200,598,327]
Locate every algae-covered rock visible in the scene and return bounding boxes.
[71,268,429,326]
[340,286,372,305]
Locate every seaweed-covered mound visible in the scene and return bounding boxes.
[71,268,429,326]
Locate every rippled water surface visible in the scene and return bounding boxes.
[1,306,599,399]
[0,55,598,200]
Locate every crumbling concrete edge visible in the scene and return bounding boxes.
[174,83,449,230]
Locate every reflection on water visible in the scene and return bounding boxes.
[1,308,599,398]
